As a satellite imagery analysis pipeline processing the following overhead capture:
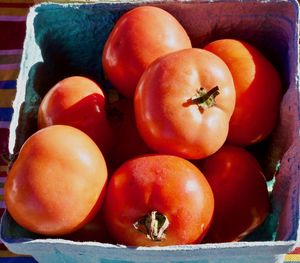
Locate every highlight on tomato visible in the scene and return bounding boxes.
[134,48,236,159]
[4,125,108,236]
[103,154,214,246]
[102,5,192,98]
[195,144,270,243]
[38,76,113,156]
[204,39,282,146]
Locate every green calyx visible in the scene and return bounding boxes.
[191,86,220,112]
[133,211,170,241]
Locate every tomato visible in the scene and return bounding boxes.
[102,6,192,98]
[103,154,214,246]
[134,48,236,159]
[38,76,113,156]
[106,95,152,170]
[62,209,112,243]
[204,39,282,146]
[4,125,107,236]
[195,145,270,243]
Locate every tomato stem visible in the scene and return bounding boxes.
[133,211,169,241]
[191,86,220,111]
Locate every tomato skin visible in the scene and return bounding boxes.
[106,97,152,170]
[196,145,270,243]
[103,154,214,246]
[134,48,235,159]
[38,76,113,155]
[102,6,192,98]
[204,39,282,146]
[62,210,112,243]
[4,125,108,236]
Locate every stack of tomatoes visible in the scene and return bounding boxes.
[4,6,282,246]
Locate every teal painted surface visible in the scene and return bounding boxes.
[12,3,128,152]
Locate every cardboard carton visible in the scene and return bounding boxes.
[1,1,299,262]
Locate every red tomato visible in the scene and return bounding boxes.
[38,76,113,155]
[195,145,270,243]
[4,125,108,236]
[134,48,235,159]
[204,39,282,146]
[103,154,214,246]
[62,210,112,243]
[102,6,192,98]
[106,95,152,170]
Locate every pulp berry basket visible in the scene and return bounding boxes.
[1,0,300,262]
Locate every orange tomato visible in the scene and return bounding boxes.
[62,210,112,243]
[134,48,235,159]
[102,6,192,98]
[196,145,270,242]
[204,39,282,146]
[4,125,107,236]
[38,76,113,155]
[106,96,152,170]
[103,154,214,246]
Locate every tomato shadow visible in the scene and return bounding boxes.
[49,92,106,124]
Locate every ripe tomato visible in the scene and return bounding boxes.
[195,145,270,243]
[134,48,235,159]
[103,154,214,246]
[4,125,108,236]
[106,95,152,170]
[62,210,112,243]
[38,76,113,155]
[204,39,282,146]
[102,6,192,98]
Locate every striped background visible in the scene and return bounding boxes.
[0,1,29,261]
[0,0,299,262]
[0,1,27,209]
